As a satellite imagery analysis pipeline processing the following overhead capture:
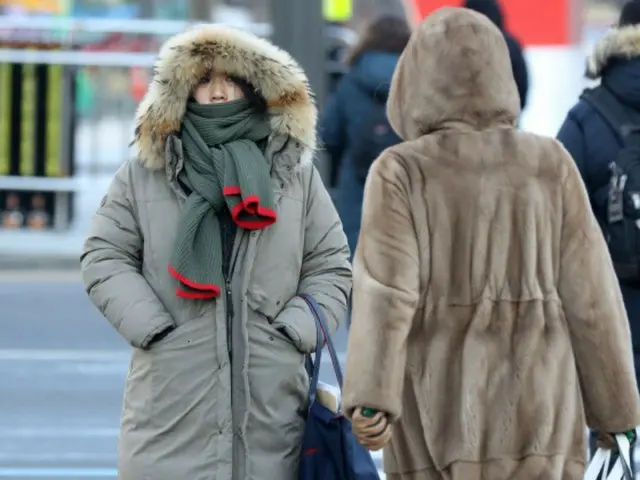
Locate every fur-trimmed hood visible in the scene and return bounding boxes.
[132,25,317,169]
[587,25,640,79]
[387,7,519,140]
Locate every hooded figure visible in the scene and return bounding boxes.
[342,7,640,480]
[80,25,351,480]
[464,0,529,111]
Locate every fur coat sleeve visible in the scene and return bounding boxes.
[557,148,640,433]
[342,152,421,422]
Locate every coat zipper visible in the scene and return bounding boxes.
[225,232,244,363]
[225,279,233,363]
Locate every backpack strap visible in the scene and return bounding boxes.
[580,86,632,144]
[581,88,640,224]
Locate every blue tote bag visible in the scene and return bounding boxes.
[297,293,380,480]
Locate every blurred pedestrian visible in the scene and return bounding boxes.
[325,20,356,95]
[80,25,351,480]
[319,14,411,257]
[342,7,640,479]
[464,0,529,114]
[557,0,640,459]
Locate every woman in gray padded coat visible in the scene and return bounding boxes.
[80,25,352,480]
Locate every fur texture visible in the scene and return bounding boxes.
[132,25,317,169]
[587,24,640,79]
[386,7,520,141]
[342,7,640,480]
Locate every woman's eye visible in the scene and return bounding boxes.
[198,74,211,85]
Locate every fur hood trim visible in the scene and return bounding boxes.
[132,25,317,169]
[587,25,640,79]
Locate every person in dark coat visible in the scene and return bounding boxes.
[557,0,640,391]
[319,15,411,256]
[464,0,529,111]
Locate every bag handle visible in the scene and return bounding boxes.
[297,293,344,406]
[615,433,634,480]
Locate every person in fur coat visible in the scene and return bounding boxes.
[342,7,640,480]
[80,25,351,480]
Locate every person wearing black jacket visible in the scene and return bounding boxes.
[557,0,640,385]
[557,0,640,460]
[464,0,529,112]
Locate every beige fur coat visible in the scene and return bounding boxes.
[342,7,640,480]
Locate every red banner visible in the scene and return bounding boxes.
[410,0,581,46]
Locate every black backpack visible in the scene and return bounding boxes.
[350,91,401,182]
[581,86,640,283]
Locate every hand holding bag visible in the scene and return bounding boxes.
[585,433,633,480]
[297,293,380,480]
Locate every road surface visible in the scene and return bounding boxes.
[0,271,384,479]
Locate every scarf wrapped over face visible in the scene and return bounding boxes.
[168,98,274,299]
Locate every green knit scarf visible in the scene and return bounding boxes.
[169,98,274,299]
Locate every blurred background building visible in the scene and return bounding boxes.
[0,0,618,252]
[0,0,622,251]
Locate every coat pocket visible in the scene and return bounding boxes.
[147,316,226,433]
[246,289,294,344]
[246,288,316,353]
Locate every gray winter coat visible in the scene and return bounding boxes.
[80,25,352,480]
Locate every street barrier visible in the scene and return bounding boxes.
[0,41,76,231]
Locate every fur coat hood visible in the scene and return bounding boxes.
[587,25,640,79]
[131,25,317,169]
[386,7,520,140]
